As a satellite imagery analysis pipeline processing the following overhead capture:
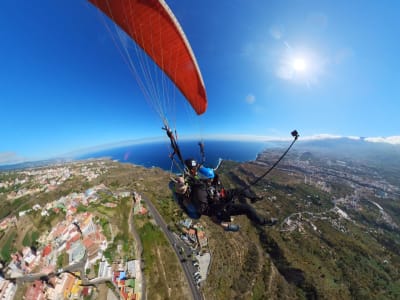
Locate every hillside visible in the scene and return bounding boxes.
[1,140,400,299]
[197,143,400,299]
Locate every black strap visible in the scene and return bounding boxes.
[238,130,299,194]
[198,141,205,164]
[162,125,184,166]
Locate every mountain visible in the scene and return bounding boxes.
[295,137,400,166]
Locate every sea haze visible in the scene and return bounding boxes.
[77,140,271,171]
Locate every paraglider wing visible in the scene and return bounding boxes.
[89,0,207,115]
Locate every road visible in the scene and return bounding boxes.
[129,194,146,300]
[140,193,203,300]
[13,251,87,285]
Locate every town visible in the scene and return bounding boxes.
[0,160,211,300]
[255,148,400,234]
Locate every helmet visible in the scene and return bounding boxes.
[184,158,198,170]
[198,166,215,179]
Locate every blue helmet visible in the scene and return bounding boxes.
[198,166,215,179]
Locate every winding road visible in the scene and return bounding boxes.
[140,193,203,300]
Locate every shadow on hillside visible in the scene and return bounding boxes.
[258,229,319,299]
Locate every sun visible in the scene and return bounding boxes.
[275,45,323,86]
[292,58,307,72]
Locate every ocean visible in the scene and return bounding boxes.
[78,140,271,171]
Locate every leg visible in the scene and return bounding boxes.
[225,203,266,225]
[209,215,240,232]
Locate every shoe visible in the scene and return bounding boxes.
[262,217,278,226]
[221,222,240,232]
[224,224,240,232]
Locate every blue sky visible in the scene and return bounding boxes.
[1,0,399,164]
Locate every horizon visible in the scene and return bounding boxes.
[2,1,399,166]
[1,133,399,167]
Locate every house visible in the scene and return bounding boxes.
[51,224,67,240]
[42,244,52,258]
[81,214,96,237]
[0,216,17,231]
[70,279,83,299]
[126,260,136,277]
[197,231,208,248]
[85,189,96,197]
[83,236,101,263]
[139,206,148,215]
[81,287,91,298]
[68,241,85,264]
[22,247,37,268]
[63,273,77,299]
[116,191,131,199]
[98,260,112,278]
[188,229,197,243]
[181,218,193,229]
[66,234,81,251]
[67,206,77,216]
[24,280,45,300]
[0,280,16,300]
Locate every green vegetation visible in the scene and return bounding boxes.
[104,232,135,261]
[99,217,111,240]
[195,158,400,299]
[56,252,69,269]
[135,216,190,299]
[0,195,30,219]
[137,221,166,270]
[77,204,88,213]
[22,230,39,247]
[0,230,17,262]
[93,262,100,277]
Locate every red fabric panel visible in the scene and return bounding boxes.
[89,0,207,115]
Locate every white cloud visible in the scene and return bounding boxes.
[301,134,343,141]
[365,136,400,145]
[347,136,361,140]
[245,94,256,104]
[291,134,400,145]
[300,134,360,141]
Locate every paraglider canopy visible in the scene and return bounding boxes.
[89,0,207,115]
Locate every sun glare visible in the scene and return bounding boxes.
[292,58,307,72]
[275,47,322,86]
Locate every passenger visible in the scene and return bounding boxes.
[174,162,277,231]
